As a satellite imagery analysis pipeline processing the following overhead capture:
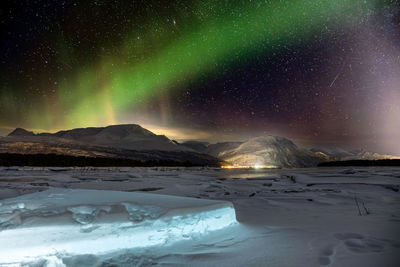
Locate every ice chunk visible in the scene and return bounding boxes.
[121,202,164,222]
[0,202,25,214]
[0,189,237,265]
[68,205,111,225]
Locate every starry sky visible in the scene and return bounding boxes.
[1,0,399,154]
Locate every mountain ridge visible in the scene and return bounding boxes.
[8,124,189,152]
[4,124,398,168]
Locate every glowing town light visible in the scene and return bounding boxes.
[0,189,237,265]
[221,164,279,169]
[221,164,252,169]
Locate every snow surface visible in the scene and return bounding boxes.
[0,167,399,266]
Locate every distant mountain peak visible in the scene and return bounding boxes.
[310,147,399,160]
[8,128,35,137]
[6,124,192,152]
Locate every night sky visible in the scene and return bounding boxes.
[1,0,399,154]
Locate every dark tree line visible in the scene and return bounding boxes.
[318,159,400,167]
[0,153,209,167]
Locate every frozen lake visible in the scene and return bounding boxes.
[0,167,399,266]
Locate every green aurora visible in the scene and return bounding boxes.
[1,0,381,131]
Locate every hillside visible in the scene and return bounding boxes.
[217,136,324,168]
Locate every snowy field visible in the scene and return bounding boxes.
[0,167,399,266]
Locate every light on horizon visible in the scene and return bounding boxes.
[221,164,279,169]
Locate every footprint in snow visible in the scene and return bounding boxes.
[318,244,335,266]
[313,232,399,266]
[334,233,399,254]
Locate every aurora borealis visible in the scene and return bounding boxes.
[1,0,399,154]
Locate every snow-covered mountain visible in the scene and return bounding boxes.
[217,136,324,168]
[310,147,400,161]
[8,124,189,152]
